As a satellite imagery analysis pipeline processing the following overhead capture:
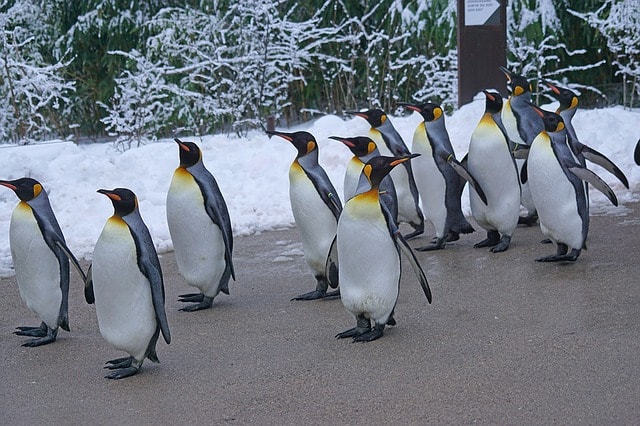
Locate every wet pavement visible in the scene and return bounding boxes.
[1,203,639,424]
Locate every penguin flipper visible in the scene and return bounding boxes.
[567,166,618,206]
[521,159,528,184]
[394,231,432,304]
[325,236,339,289]
[635,139,640,166]
[54,240,87,283]
[84,264,95,304]
[512,143,530,160]
[580,145,629,189]
[448,156,488,205]
[202,189,236,281]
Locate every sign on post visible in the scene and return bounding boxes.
[457,0,507,106]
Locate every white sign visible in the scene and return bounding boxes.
[465,0,500,26]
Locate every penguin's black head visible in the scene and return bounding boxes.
[0,177,44,202]
[175,138,202,168]
[400,102,443,122]
[530,104,565,133]
[329,136,377,157]
[482,90,503,114]
[499,67,532,96]
[351,109,387,127]
[543,80,579,111]
[98,188,138,217]
[267,130,318,158]
[363,154,420,188]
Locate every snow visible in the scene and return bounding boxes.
[1,98,639,277]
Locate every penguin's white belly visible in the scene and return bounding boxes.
[337,199,399,324]
[92,219,156,360]
[167,178,225,296]
[289,169,337,276]
[10,204,62,328]
[412,140,447,237]
[528,143,583,249]
[343,159,363,202]
[468,128,520,235]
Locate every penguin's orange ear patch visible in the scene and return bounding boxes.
[33,183,42,197]
[514,86,524,96]
[363,164,373,179]
[380,115,387,124]
[570,97,578,109]
[433,107,442,120]
[307,141,316,153]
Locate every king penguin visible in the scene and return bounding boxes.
[166,139,235,311]
[0,178,85,347]
[89,188,171,379]
[543,80,629,189]
[499,67,544,226]
[467,90,521,252]
[523,107,618,262]
[635,139,640,166]
[266,130,342,301]
[336,154,431,342]
[329,135,398,223]
[348,109,425,239]
[400,101,487,251]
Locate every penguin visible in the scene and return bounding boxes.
[467,90,521,252]
[543,80,629,189]
[166,139,235,312]
[499,67,544,226]
[266,130,341,300]
[0,177,85,347]
[89,188,171,379]
[328,135,398,223]
[399,101,487,251]
[336,154,431,342]
[635,139,640,166]
[347,109,425,239]
[522,108,618,262]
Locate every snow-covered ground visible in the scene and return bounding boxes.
[1,97,639,276]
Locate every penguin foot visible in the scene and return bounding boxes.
[178,293,204,303]
[14,322,48,337]
[352,324,385,342]
[490,235,512,253]
[21,334,57,347]
[105,356,133,369]
[474,230,500,248]
[336,314,371,339]
[179,296,214,312]
[291,289,340,301]
[536,251,580,262]
[540,238,553,244]
[416,238,446,251]
[518,214,538,227]
[446,231,460,242]
[403,223,424,240]
[105,366,140,380]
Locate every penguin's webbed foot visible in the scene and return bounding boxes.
[352,324,385,342]
[518,213,538,227]
[403,222,424,240]
[536,251,580,262]
[445,231,460,242]
[416,238,446,251]
[105,366,140,380]
[474,230,501,249]
[540,238,553,244]
[490,235,512,253]
[178,293,204,303]
[179,296,214,312]
[105,356,133,369]
[14,322,48,337]
[290,289,340,301]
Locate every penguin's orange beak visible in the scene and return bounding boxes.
[266,130,293,142]
[328,136,355,148]
[97,189,121,201]
[0,181,17,191]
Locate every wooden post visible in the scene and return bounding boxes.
[457,0,507,107]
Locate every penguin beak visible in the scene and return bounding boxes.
[174,138,190,152]
[328,136,355,148]
[0,181,17,191]
[398,102,420,113]
[265,130,293,142]
[97,189,121,201]
[542,79,561,95]
[526,101,545,118]
[392,153,420,166]
[482,90,496,102]
[499,66,512,82]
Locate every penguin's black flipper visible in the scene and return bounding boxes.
[394,231,432,304]
[512,143,530,160]
[568,166,618,206]
[635,139,640,166]
[55,240,87,283]
[580,145,629,189]
[325,236,339,289]
[448,156,488,205]
[520,159,528,184]
[84,264,95,304]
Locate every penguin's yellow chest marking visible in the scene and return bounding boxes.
[171,167,198,190]
[347,190,381,219]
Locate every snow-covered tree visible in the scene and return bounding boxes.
[0,0,74,144]
[569,0,640,108]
